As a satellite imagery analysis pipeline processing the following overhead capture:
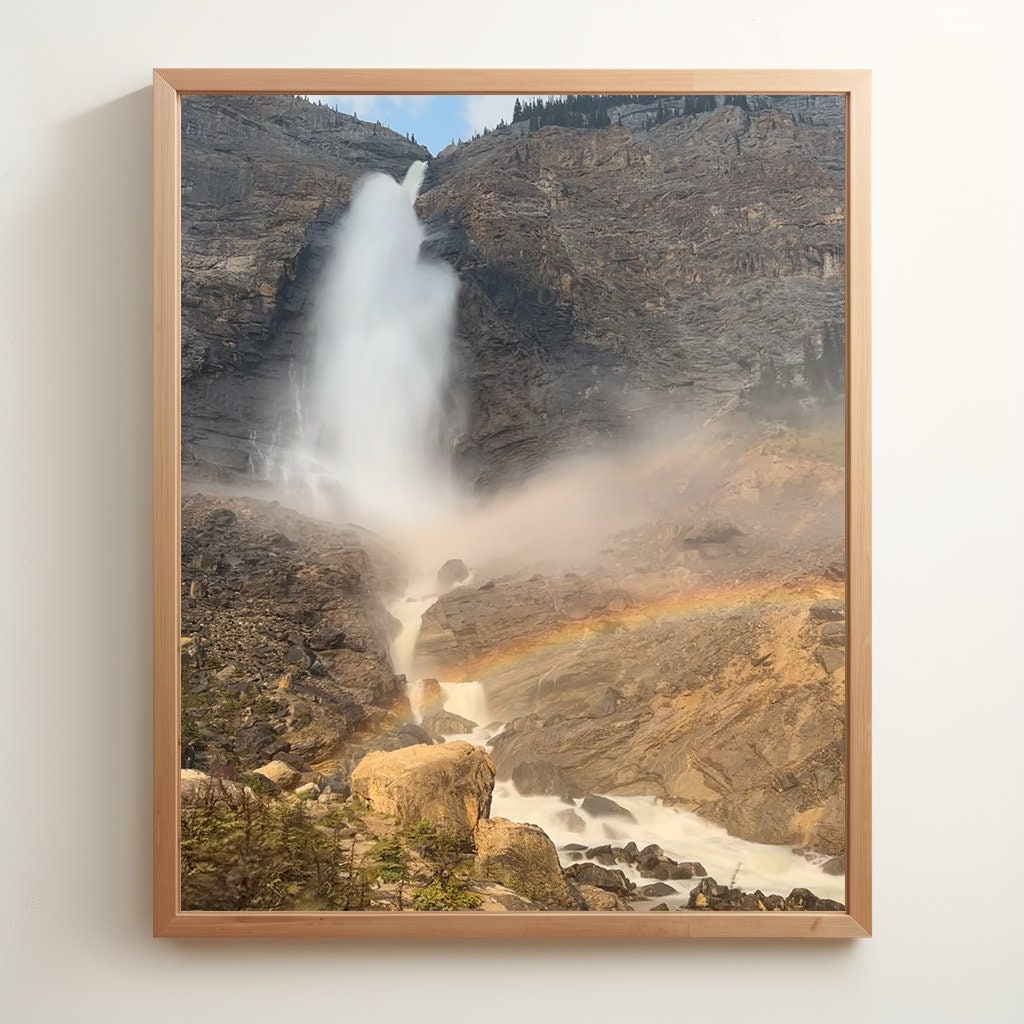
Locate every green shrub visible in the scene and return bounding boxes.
[180,781,371,911]
[411,880,482,911]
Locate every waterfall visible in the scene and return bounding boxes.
[278,160,459,535]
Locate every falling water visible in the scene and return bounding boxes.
[276,161,459,534]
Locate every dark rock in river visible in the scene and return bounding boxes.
[437,558,470,590]
[822,853,846,876]
[639,882,678,898]
[511,760,583,799]
[686,876,845,912]
[581,794,636,821]
[565,862,634,897]
[420,710,478,740]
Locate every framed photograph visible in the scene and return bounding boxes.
[154,68,870,938]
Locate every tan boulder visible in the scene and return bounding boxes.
[473,817,573,909]
[252,760,301,790]
[179,769,252,803]
[350,741,494,839]
[576,884,635,911]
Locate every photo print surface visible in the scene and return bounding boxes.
[178,90,849,914]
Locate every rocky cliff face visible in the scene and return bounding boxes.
[180,493,411,772]
[181,94,844,489]
[414,416,847,854]
[422,96,845,486]
[181,96,428,479]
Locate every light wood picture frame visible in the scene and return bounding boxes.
[154,68,871,938]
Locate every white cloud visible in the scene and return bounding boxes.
[461,95,516,136]
[321,95,432,123]
[322,95,383,121]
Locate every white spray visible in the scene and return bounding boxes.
[302,161,459,535]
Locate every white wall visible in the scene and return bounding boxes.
[2,2,1020,1020]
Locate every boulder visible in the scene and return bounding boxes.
[295,782,320,800]
[473,817,574,909]
[421,710,478,741]
[822,853,846,876]
[179,769,252,803]
[565,862,634,897]
[553,808,587,833]
[350,741,495,839]
[816,648,846,675]
[638,882,677,898]
[510,760,583,799]
[577,885,634,912]
[370,723,433,752]
[437,559,470,590]
[686,876,845,912]
[252,759,301,790]
[809,599,845,621]
[820,621,846,648]
[669,862,706,880]
[581,794,636,821]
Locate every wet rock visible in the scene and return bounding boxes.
[687,876,844,912]
[437,558,470,590]
[565,862,634,897]
[511,760,582,799]
[581,794,636,821]
[639,882,677,898]
[822,853,846,876]
[669,862,706,880]
[409,678,444,717]
[553,808,587,834]
[421,710,478,740]
[370,723,433,752]
[649,903,670,912]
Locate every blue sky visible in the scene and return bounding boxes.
[319,94,525,155]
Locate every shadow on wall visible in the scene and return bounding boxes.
[7,87,154,956]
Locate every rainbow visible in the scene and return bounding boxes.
[422,576,844,683]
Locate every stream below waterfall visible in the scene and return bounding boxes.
[389,588,845,911]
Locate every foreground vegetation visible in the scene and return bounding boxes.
[180,781,481,911]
